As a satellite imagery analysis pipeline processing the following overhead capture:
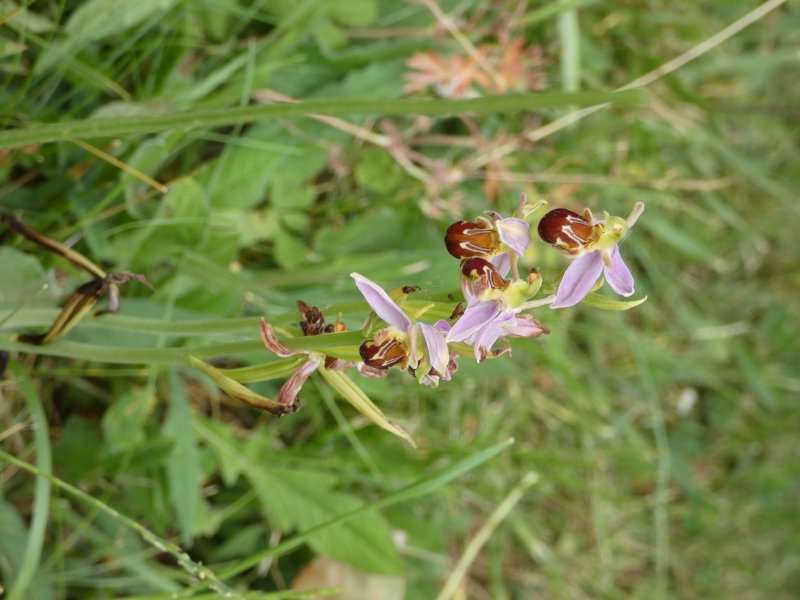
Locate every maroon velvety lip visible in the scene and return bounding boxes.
[444,220,500,259]
[359,336,407,369]
[537,208,598,255]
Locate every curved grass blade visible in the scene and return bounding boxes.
[0,90,646,149]
[5,363,52,600]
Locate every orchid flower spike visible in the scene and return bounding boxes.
[537,202,644,309]
[444,194,533,275]
[351,273,453,386]
[446,258,550,361]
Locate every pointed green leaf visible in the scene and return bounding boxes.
[317,366,415,447]
[582,293,648,310]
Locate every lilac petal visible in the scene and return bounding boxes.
[604,246,634,296]
[433,319,451,334]
[357,363,390,378]
[259,317,300,357]
[495,217,530,256]
[490,252,511,277]
[551,251,604,309]
[277,355,321,405]
[472,312,509,361]
[419,322,449,375]
[503,314,549,338]
[446,300,502,343]
[460,276,475,304]
[350,273,411,331]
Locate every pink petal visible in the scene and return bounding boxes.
[551,251,604,309]
[419,322,449,375]
[604,246,634,296]
[495,217,530,257]
[446,300,502,343]
[259,317,300,357]
[277,356,321,405]
[350,273,411,331]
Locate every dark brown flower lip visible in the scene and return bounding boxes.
[537,208,599,255]
[461,257,509,293]
[359,336,408,369]
[444,219,500,259]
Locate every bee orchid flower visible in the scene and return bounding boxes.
[351,273,452,385]
[446,258,550,361]
[444,194,536,278]
[538,202,645,308]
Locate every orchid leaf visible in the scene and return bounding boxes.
[317,366,415,447]
[582,293,648,310]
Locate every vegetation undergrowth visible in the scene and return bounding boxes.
[1,1,797,598]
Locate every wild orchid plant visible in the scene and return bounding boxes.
[194,195,645,445]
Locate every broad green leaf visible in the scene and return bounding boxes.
[274,229,309,270]
[0,248,53,305]
[194,419,245,487]
[37,0,180,72]
[160,178,209,247]
[196,419,402,574]
[2,3,55,33]
[101,388,154,451]
[0,500,28,592]
[51,418,105,483]
[121,132,184,216]
[218,438,515,581]
[252,467,403,574]
[355,149,403,194]
[313,208,409,258]
[326,0,377,27]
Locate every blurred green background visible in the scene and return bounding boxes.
[1,1,798,598]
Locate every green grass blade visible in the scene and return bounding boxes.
[0,90,647,149]
[6,363,52,600]
[558,3,581,93]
